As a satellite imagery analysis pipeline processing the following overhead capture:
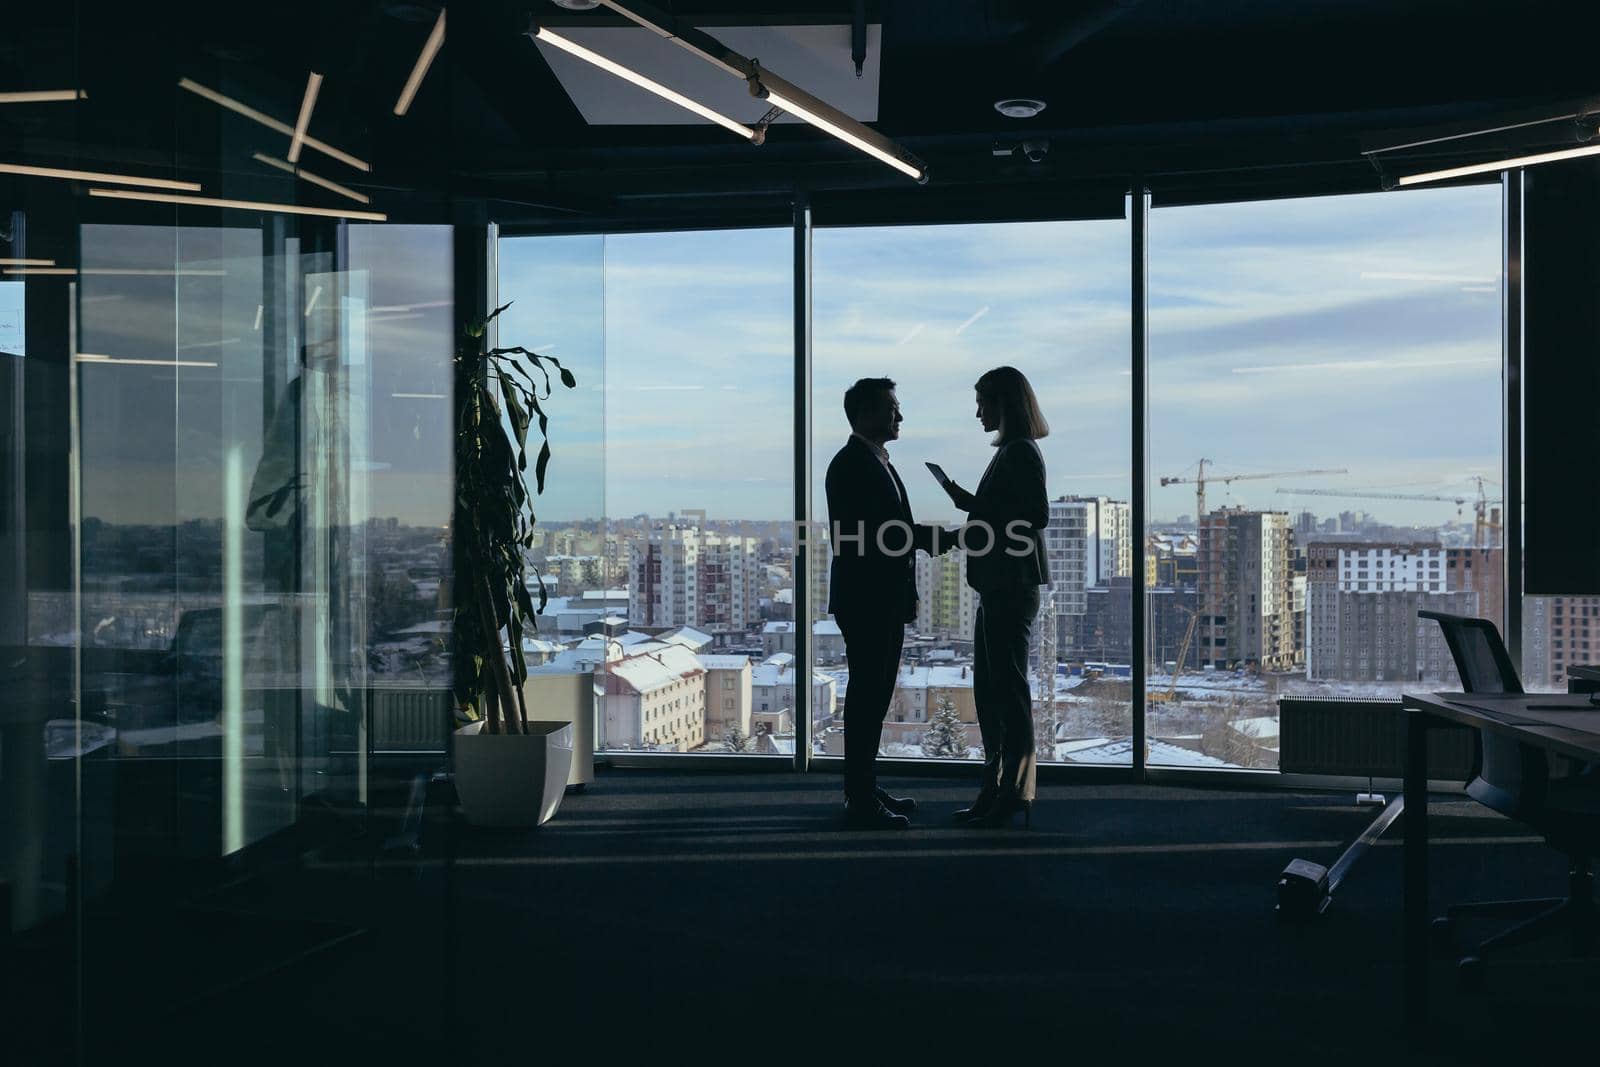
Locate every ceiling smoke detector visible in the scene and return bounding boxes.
[551,0,603,9]
[994,98,1046,119]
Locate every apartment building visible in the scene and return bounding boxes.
[1197,508,1296,670]
[915,547,977,641]
[600,643,708,752]
[1304,542,1473,682]
[628,524,760,635]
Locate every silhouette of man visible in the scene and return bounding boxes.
[826,377,946,829]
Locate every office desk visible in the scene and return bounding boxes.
[1567,664,1600,691]
[1400,691,1600,1022]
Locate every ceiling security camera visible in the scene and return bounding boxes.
[1022,140,1049,163]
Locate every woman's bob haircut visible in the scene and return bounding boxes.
[975,365,1050,443]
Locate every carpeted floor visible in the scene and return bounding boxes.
[27,768,1600,1064]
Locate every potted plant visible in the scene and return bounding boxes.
[450,301,579,826]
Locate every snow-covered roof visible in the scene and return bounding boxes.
[608,643,705,695]
[394,620,449,635]
[763,621,794,635]
[662,626,713,651]
[1057,737,1230,767]
[527,634,622,674]
[1229,716,1281,742]
[751,655,833,690]
[893,664,975,689]
[616,630,654,646]
[521,637,563,653]
[813,620,842,636]
[697,654,750,671]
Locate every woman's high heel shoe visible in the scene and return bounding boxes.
[962,796,1032,829]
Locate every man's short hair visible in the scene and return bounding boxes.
[843,377,896,427]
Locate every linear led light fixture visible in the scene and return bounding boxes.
[0,89,86,103]
[178,78,371,172]
[395,8,446,115]
[287,72,324,164]
[581,0,927,182]
[75,352,219,368]
[87,187,387,221]
[749,63,924,182]
[252,152,371,204]
[0,161,200,190]
[3,266,75,275]
[1397,142,1600,186]
[0,257,56,266]
[529,24,757,140]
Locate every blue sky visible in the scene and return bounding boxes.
[66,185,1501,533]
[501,181,1502,529]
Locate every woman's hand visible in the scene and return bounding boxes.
[943,481,976,512]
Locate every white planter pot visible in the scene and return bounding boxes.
[453,719,573,827]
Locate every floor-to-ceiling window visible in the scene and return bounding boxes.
[1148,185,1505,768]
[811,217,1133,766]
[498,227,793,757]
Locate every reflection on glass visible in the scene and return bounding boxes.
[67,222,454,855]
[1148,187,1503,768]
[813,220,1133,766]
[499,229,792,756]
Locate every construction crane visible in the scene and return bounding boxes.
[1275,476,1503,547]
[1033,587,1059,758]
[1159,459,1349,522]
[1148,607,1198,703]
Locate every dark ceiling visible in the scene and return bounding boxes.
[4,0,1599,229]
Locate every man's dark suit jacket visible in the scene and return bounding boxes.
[825,436,937,623]
[962,438,1049,593]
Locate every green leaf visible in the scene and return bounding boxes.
[534,440,552,495]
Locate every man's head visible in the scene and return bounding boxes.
[843,376,901,445]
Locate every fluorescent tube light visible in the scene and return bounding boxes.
[7,266,230,276]
[1397,143,1600,186]
[0,162,200,190]
[178,78,371,172]
[296,167,370,204]
[252,151,296,175]
[0,258,56,266]
[757,83,923,181]
[395,9,446,116]
[532,26,757,141]
[87,187,387,221]
[287,72,324,164]
[251,152,371,204]
[75,352,219,368]
[0,90,86,103]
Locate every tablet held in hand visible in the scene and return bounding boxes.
[924,461,951,487]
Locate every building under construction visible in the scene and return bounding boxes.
[1197,508,1297,671]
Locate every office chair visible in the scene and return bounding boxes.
[1419,610,1600,990]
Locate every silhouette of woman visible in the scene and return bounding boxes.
[938,366,1050,827]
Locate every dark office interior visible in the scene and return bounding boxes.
[6,1,1600,1062]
